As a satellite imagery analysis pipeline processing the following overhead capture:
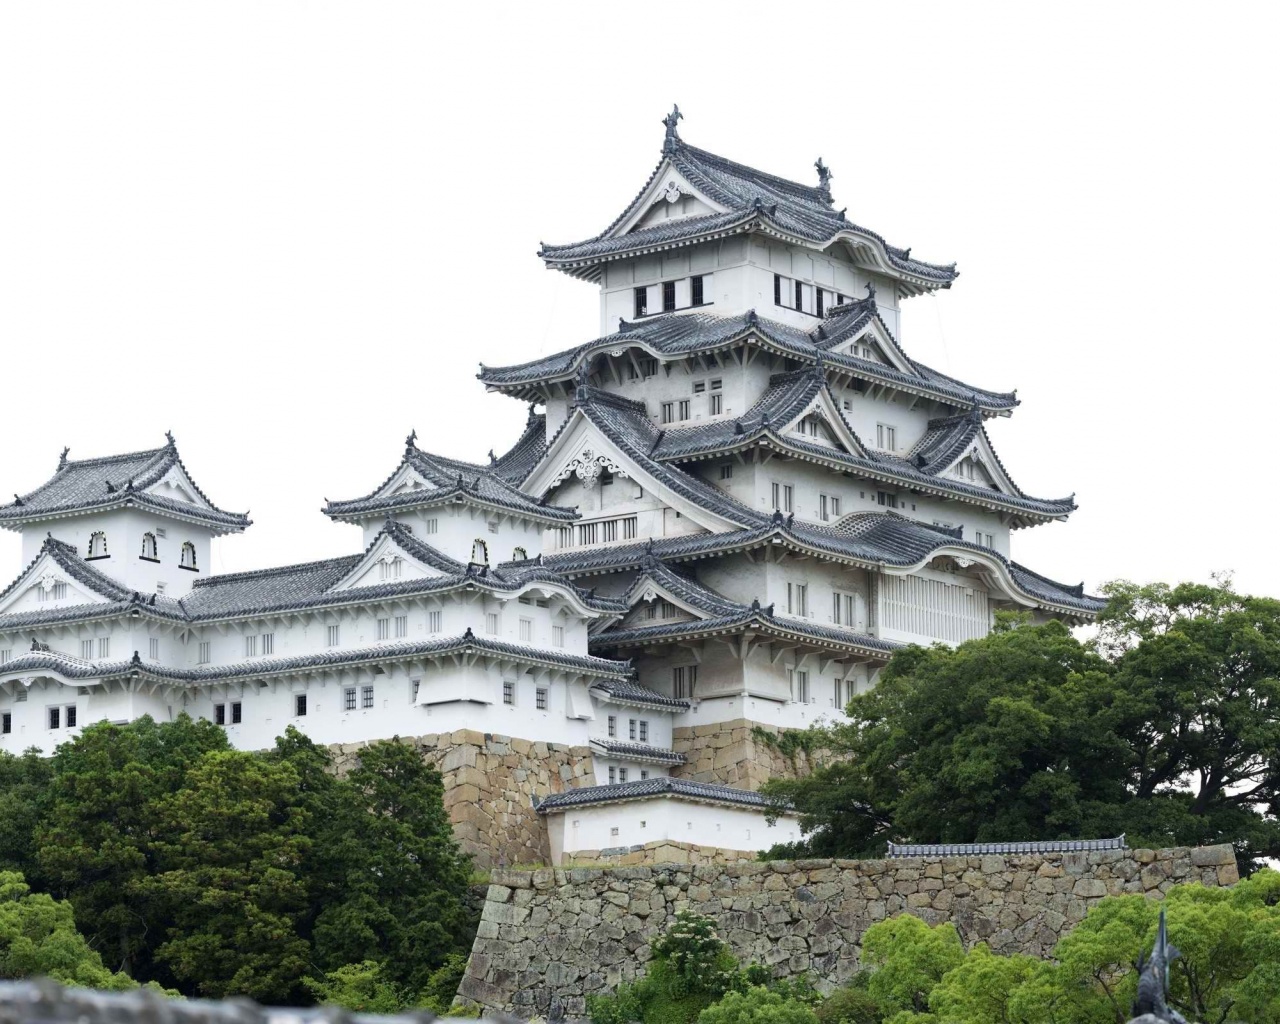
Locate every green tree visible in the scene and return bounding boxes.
[303,960,406,1014]
[696,988,819,1024]
[34,715,229,977]
[0,749,52,876]
[301,737,472,994]
[860,915,964,1017]
[0,871,135,989]
[139,749,312,1001]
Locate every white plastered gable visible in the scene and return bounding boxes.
[147,465,214,509]
[617,576,702,630]
[328,533,446,593]
[837,319,915,377]
[777,388,871,459]
[523,414,738,534]
[939,432,1021,498]
[376,463,437,500]
[0,552,112,616]
[614,164,726,237]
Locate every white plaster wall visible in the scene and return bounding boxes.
[21,508,213,598]
[355,505,545,565]
[547,796,802,864]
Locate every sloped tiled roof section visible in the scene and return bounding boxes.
[589,679,690,711]
[323,438,576,524]
[478,307,1019,413]
[536,775,783,812]
[538,112,957,293]
[887,836,1126,858]
[0,441,250,532]
[649,369,1074,521]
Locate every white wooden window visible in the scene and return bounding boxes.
[261,633,274,655]
[622,516,637,539]
[552,625,564,647]
[877,491,898,508]
[602,520,618,542]
[719,464,733,481]
[244,635,258,658]
[535,687,548,710]
[673,665,696,699]
[379,558,402,580]
[881,574,991,642]
[81,640,93,660]
[198,641,211,664]
[787,582,808,617]
[97,637,110,659]
[0,650,10,664]
[789,669,811,703]
[326,625,340,647]
[677,399,690,421]
[577,522,598,545]
[833,678,847,710]
[394,615,408,638]
[661,402,674,424]
[428,610,442,633]
[149,638,160,661]
[876,424,897,451]
[425,519,438,534]
[486,613,499,635]
[832,591,857,627]
[519,618,532,642]
[377,618,391,641]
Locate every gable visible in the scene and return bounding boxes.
[939,433,1021,497]
[0,552,114,617]
[378,464,437,500]
[778,391,870,459]
[147,465,212,509]
[838,321,916,377]
[328,534,447,593]
[613,167,727,237]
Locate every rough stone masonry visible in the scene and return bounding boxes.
[455,844,1239,1019]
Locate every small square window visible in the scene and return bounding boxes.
[640,769,649,780]
[618,768,628,783]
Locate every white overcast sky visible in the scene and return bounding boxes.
[1,2,1277,599]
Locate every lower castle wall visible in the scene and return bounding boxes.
[564,840,759,868]
[456,844,1239,1019]
[671,719,831,790]
[327,730,594,868]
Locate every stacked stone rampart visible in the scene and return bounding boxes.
[671,719,830,789]
[456,844,1238,1018]
[328,730,594,868]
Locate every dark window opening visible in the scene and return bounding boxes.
[773,274,782,305]
[295,694,307,717]
[634,286,647,318]
[1,713,9,735]
[231,702,242,724]
[65,706,75,728]
[214,703,226,726]
[691,275,704,306]
[662,280,676,312]
[794,280,803,311]
[48,707,60,730]
[816,289,825,317]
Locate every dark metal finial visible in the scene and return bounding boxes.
[12,494,22,507]
[527,402,539,425]
[662,104,683,153]
[105,481,116,494]
[58,447,70,469]
[405,429,417,448]
[488,449,496,464]
[165,430,175,447]
[865,281,877,304]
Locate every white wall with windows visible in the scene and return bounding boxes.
[544,794,802,866]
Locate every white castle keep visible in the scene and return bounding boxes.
[0,109,1101,865]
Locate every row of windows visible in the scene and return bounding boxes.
[501,680,550,709]
[555,516,639,548]
[606,715,651,742]
[80,638,111,660]
[660,379,723,423]
[606,766,651,784]
[786,669,857,709]
[773,274,850,318]
[2,705,77,734]
[37,582,68,602]
[140,533,198,570]
[633,274,710,318]
[785,584,864,628]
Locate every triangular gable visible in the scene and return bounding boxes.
[615,574,707,630]
[327,531,450,593]
[375,462,439,500]
[613,165,729,238]
[522,412,742,534]
[936,430,1023,498]
[834,318,916,377]
[776,387,872,460]
[145,463,217,511]
[0,549,117,617]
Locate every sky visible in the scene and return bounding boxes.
[0,2,1277,599]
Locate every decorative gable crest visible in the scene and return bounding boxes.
[660,181,685,204]
[550,446,626,490]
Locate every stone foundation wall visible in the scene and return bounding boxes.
[456,844,1238,1018]
[564,840,759,868]
[671,719,831,790]
[328,731,594,868]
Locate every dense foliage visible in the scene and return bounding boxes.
[602,876,1280,1024]
[761,580,1280,871]
[0,717,474,1006]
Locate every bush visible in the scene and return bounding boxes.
[651,911,738,996]
[697,987,820,1024]
[588,982,649,1024]
[815,986,881,1024]
[302,961,404,1013]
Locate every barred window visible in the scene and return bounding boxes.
[362,685,374,709]
[344,687,357,711]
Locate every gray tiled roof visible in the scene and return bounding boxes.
[886,836,1126,858]
[649,367,1074,521]
[478,307,1018,413]
[538,122,957,292]
[490,408,549,485]
[0,440,249,532]
[0,525,626,634]
[590,739,686,765]
[589,679,690,711]
[0,630,632,685]
[624,558,744,617]
[324,439,576,524]
[535,775,781,813]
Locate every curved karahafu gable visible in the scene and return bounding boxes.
[538,107,957,296]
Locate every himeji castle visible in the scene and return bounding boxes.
[0,108,1103,867]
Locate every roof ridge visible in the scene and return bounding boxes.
[192,555,361,588]
[56,445,169,469]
